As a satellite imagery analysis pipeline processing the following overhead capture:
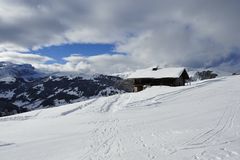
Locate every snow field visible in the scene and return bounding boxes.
[0,76,240,160]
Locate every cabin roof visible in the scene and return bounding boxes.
[127,67,188,79]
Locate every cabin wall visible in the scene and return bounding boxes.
[150,78,176,86]
[173,77,184,86]
[133,78,152,85]
[131,75,188,92]
[134,85,144,92]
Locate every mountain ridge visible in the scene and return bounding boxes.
[0,62,131,116]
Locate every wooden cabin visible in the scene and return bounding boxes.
[128,67,190,92]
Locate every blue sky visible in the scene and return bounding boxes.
[30,43,116,63]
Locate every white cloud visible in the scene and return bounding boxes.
[0,0,239,73]
[35,54,141,74]
[0,51,54,64]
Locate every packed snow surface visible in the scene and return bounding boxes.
[0,76,240,160]
[127,67,186,79]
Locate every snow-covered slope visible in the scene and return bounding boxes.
[0,76,240,160]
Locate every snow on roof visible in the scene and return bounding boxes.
[127,67,186,79]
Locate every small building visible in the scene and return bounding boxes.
[127,67,190,92]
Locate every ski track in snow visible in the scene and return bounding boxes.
[168,98,240,160]
[186,104,239,147]
[61,98,99,116]
[0,76,240,160]
[127,77,225,110]
[171,103,240,153]
[78,119,120,160]
[0,110,42,122]
[0,142,15,148]
[77,94,132,160]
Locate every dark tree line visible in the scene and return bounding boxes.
[0,101,28,117]
[192,70,218,81]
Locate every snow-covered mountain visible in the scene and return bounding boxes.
[0,75,239,160]
[0,62,45,81]
[0,62,131,116]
